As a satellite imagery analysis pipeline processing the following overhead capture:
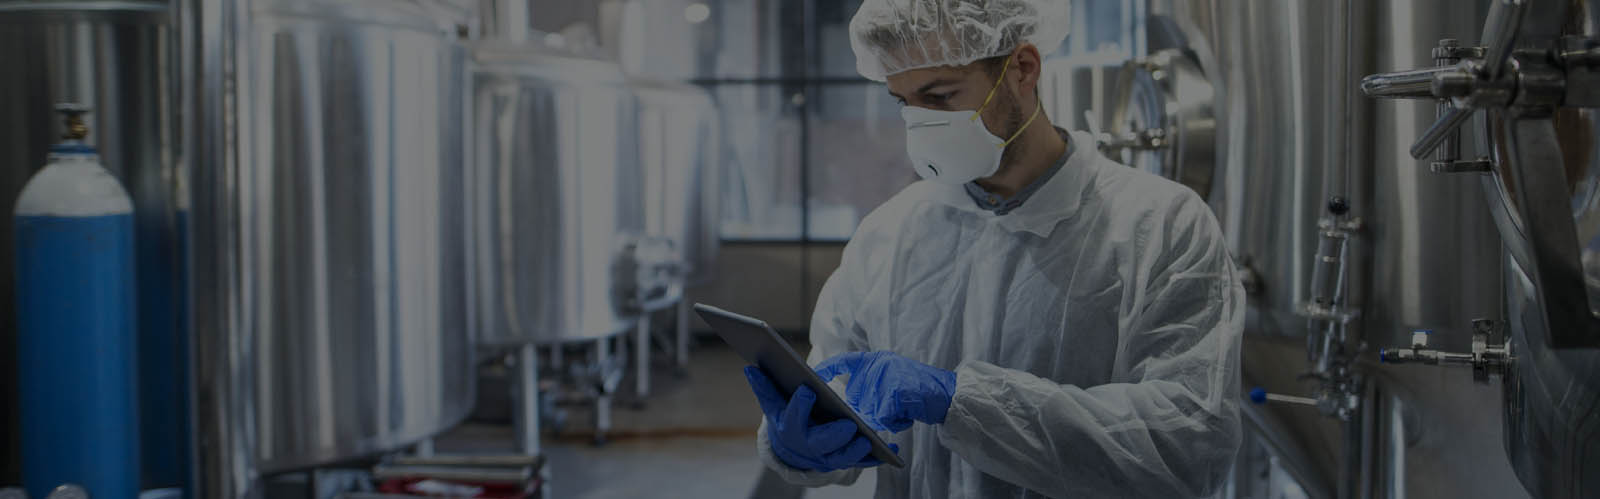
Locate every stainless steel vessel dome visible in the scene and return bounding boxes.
[471,41,646,347]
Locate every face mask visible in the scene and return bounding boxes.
[902,56,1043,186]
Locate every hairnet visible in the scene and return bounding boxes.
[848,0,1072,81]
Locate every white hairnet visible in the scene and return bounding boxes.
[849,0,1072,81]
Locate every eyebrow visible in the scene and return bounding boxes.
[888,78,964,101]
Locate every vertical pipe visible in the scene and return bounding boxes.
[516,343,541,456]
[636,311,651,398]
[676,297,690,368]
[185,0,259,495]
[480,0,529,43]
[594,337,611,443]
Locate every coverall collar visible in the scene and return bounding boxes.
[949,129,1095,238]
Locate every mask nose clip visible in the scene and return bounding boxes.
[908,120,951,130]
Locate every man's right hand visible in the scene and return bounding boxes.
[744,366,897,472]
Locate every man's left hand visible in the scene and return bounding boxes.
[816,351,957,432]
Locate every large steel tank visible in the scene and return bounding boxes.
[1473,1,1600,496]
[632,80,721,287]
[0,0,182,487]
[1119,1,1525,497]
[471,42,645,348]
[184,0,476,490]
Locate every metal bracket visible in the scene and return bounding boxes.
[1430,158,1494,173]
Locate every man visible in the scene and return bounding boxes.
[743,0,1244,497]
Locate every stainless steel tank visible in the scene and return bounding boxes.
[1476,1,1600,496]
[632,79,721,287]
[0,0,178,485]
[184,0,476,489]
[1125,1,1524,497]
[471,42,645,348]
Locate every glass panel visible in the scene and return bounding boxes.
[713,84,806,240]
[806,83,916,241]
[816,0,868,79]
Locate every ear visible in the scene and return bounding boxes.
[1010,43,1044,96]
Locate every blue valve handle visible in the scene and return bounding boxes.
[1248,387,1318,407]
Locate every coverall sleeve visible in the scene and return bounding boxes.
[935,195,1246,498]
[755,216,884,486]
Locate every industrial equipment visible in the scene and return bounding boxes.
[181,0,477,495]
[0,0,182,488]
[14,105,139,499]
[471,43,644,349]
[1362,0,1600,496]
[470,0,655,453]
[1066,0,1528,497]
[629,79,723,395]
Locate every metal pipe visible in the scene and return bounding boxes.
[183,0,258,495]
[479,0,529,43]
[636,312,651,399]
[515,343,540,457]
[1480,0,1526,80]
[1360,66,1457,99]
[1409,106,1474,159]
[676,298,690,368]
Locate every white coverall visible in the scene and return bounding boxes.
[758,131,1245,498]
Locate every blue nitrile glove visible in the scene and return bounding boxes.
[744,366,898,472]
[815,351,958,432]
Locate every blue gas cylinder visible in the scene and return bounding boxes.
[13,105,140,499]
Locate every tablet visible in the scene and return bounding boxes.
[694,303,905,468]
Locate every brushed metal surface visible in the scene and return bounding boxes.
[1158,1,1522,497]
[633,79,722,286]
[186,0,477,490]
[1489,2,1600,496]
[471,43,644,347]
[0,1,174,486]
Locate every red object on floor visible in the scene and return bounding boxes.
[376,477,539,498]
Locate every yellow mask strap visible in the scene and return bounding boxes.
[972,55,1012,120]
[970,55,1043,149]
[1000,98,1044,149]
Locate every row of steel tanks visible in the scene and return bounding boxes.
[1067,0,1600,497]
[0,0,719,496]
[468,0,722,452]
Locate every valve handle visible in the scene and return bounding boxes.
[1410,106,1476,159]
[1481,0,1527,81]
[1360,66,1460,98]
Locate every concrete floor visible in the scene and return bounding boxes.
[436,340,876,499]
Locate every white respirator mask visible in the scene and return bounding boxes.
[902,56,1042,186]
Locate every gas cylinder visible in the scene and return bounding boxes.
[13,104,139,499]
